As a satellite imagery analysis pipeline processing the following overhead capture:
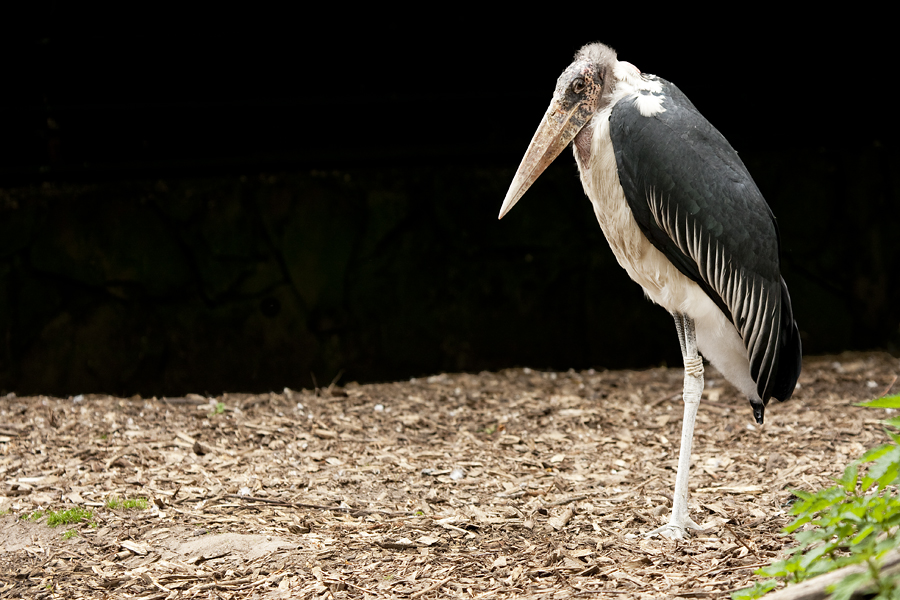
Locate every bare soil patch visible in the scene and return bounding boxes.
[1,352,898,599]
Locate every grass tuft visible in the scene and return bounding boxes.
[105,496,149,510]
[46,507,93,528]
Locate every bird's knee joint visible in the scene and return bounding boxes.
[684,357,704,378]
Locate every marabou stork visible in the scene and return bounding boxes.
[498,42,801,539]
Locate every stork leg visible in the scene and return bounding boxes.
[646,312,704,539]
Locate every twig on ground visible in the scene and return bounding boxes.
[647,393,681,409]
[224,494,413,517]
[555,570,579,592]
[545,494,590,507]
[724,523,759,558]
[637,475,660,493]
[409,575,454,599]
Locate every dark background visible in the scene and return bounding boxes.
[1,8,897,396]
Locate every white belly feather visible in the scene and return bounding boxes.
[574,63,760,402]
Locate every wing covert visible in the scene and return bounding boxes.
[609,78,798,403]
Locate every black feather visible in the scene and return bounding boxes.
[609,78,800,404]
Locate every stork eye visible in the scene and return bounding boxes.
[572,78,585,94]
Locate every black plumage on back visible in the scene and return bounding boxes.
[609,79,801,404]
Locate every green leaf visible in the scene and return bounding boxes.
[867,446,900,490]
[757,559,793,579]
[857,394,900,409]
[860,444,896,464]
[800,544,836,572]
[826,571,871,600]
[875,536,900,556]
[792,489,814,501]
[794,528,831,546]
[730,580,778,600]
[810,487,848,512]
[850,523,876,546]
[784,515,812,534]
[838,463,859,493]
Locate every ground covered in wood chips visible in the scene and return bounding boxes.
[1,352,899,599]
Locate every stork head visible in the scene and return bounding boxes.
[498,42,618,219]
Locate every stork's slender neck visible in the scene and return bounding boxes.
[574,123,594,164]
[573,60,661,172]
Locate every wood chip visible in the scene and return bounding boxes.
[0,353,893,599]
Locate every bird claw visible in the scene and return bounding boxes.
[644,518,704,540]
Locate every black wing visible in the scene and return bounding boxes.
[609,78,800,403]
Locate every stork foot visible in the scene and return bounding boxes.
[644,516,703,540]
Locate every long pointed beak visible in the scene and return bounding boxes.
[498,97,594,219]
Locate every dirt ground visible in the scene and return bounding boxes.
[1,351,898,599]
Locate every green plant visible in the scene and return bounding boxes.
[733,393,900,600]
[105,496,149,510]
[124,497,149,509]
[62,528,79,540]
[732,580,778,598]
[46,507,93,528]
[209,401,226,416]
